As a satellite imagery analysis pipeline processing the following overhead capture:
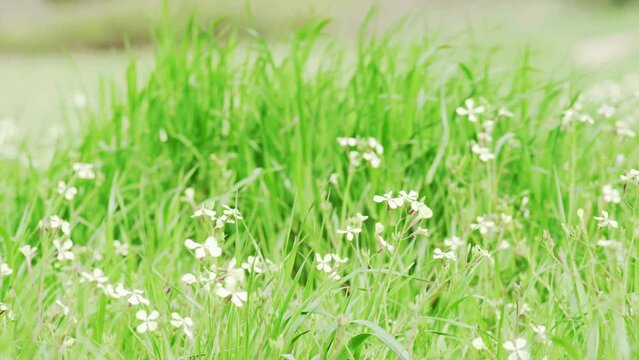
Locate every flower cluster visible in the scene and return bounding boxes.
[315,253,348,280]
[337,136,384,169]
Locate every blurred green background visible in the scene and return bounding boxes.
[1,0,639,152]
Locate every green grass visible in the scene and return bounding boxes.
[1,15,639,359]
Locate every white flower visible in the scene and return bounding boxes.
[57,181,78,200]
[72,92,87,108]
[598,104,615,118]
[72,163,96,180]
[40,215,71,235]
[181,273,197,285]
[80,268,108,284]
[128,289,150,306]
[374,222,394,252]
[399,190,419,203]
[471,337,486,350]
[136,310,160,333]
[170,312,194,338]
[191,206,216,221]
[19,245,37,260]
[315,254,333,273]
[498,108,514,118]
[362,151,381,168]
[444,236,464,250]
[62,336,75,349]
[531,324,550,343]
[331,254,348,264]
[471,216,496,235]
[337,137,358,147]
[215,277,248,307]
[413,227,430,237]
[433,248,457,262]
[184,237,222,259]
[113,240,129,256]
[241,256,272,274]
[615,121,636,138]
[0,262,12,277]
[53,239,75,261]
[602,185,621,204]
[0,302,15,320]
[596,239,622,248]
[593,210,618,229]
[101,282,130,299]
[55,299,70,316]
[373,191,404,209]
[471,144,495,162]
[503,338,530,360]
[337,226,362,241]
[222,205,243,223]
[184,187,195,201]
[159,128,168,143]
[621,169,639,184]
[456,98,485,122]
[411,201,433,220]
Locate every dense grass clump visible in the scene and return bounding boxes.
[1,18,639,359]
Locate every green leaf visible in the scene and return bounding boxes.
[350,320,411,360]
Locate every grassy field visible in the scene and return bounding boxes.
[2,10,639,360]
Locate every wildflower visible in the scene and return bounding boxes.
[315,254,333,272]
[362,151,381,168]
[19,245,37,260]
[373,191,404,209]
[62,336,75,349]
[135,310,160,333]
[374,222,394,252]
[598,104,615,118]
[198,270,218,291]
[241,256,273,274]
[184,237,222,259]
[53,239,75,261]
[433,248,457,262]
[615,121,636,138]
[399,190,419,203]
[0,302,15,320]
[159,128,168,143]
[471,144,495,162]
[413,227,430,237]
[55,299,70,316]
[215,276,248,307]
[337,137,358,147]
[621,169,639,184]
[0,262,12,277]
[503,338,530,360]
[602,185,621,204]
[181,273,197,285]
[353,213,369,225]
[72,92,87,108]
[191,206,216,221]
[101,283,130,299]
[456,99,485,122]
[411,201,433,220]
[531,324,550,344]
[80,268,108,284]
[222,205,243,223]
[56,181,78,201]
[331,254,348,264]
[128,289,150,306]
[170,312,194,338]
[113,240,129,256]
[72,163,96,180]
[184,187,196,202]
[471,337,487,350]
[471,216,496,235]
[337,225,362,241]
[593,210,618,229]
[444,236,464,250]
[498,108,514,118]
[39,215,71,235]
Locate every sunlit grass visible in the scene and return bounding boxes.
[1,16,639,359]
